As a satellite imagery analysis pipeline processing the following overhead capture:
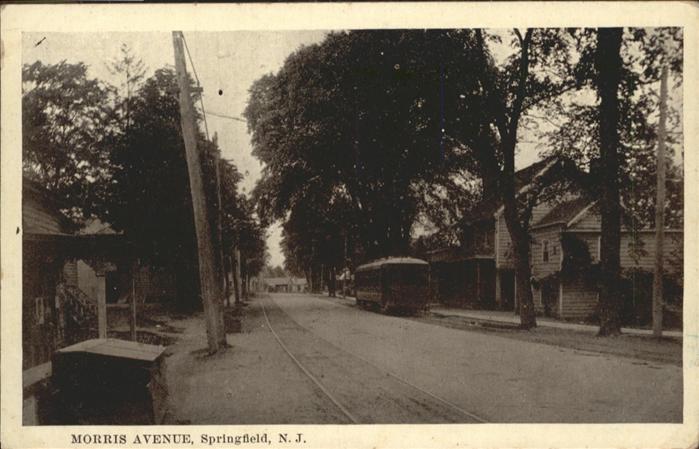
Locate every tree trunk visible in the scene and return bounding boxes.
[474,28,536,329]
[328,266,337,297]
[502,193,537,329]
[223,254,231,307]
[595,28,624,336]
[501,132,537,329]
[310,264,321,293]
[232,248,241,304]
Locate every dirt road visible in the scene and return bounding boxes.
[269,293,682,423]
[162,293,681,423]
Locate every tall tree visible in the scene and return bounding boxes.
[106,67,202,309]
[246,30,486,269]
[106,43,146,130]
[468,29,580,329]
[595,28,625,336]
[542,28,683,334]
[22,61,116,224]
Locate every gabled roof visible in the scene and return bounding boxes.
[263,277,307,286]
[23,176,75,233]
[23,177,68,208]
[79,218,119,235]
[532,197,594,229]
[465,156,560,224]
[356,257,428,271]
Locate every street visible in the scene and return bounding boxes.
[162,293,682,424]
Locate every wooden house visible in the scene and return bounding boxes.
[23,178,79,368]
[427,157,561,311]
[23,179,141,368]
[529,198,683,320]
[426,157,683,322]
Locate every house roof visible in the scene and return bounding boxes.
[356,257,429,271]
[465,156,560,224]
[263,277,307,286]
[79,218,119,235]
[533,197,594,229]
[23,176,75,232]
[23,177,68,208]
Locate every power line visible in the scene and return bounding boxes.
[177,34,248,129]
[205,110,247,123]
[181,32,210,140]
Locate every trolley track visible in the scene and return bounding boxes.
[260,296,489,424]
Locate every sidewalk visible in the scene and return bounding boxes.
[320,294,682,338]
[430,306,683,338]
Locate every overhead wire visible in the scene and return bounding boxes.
[205,110,247,123]
[181,33,247,129]
[181,32,211,141]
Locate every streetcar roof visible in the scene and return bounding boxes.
[356,257,429,271]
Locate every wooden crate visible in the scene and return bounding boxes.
[51,338,166,424]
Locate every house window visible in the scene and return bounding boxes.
[542,240,550,263]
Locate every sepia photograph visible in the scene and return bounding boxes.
[2,3,698,448]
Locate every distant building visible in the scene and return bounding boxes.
[262,277,308,293]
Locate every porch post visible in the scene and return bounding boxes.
[495,269,502,309]
[96,269,107,339]
[130,259,139,341]
[558,280,564,319]
[475,261,481,305]
[513,273,518,315]
[235,249,242,304]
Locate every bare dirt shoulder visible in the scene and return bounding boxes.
[320,295,681,367]
[410,312,682,367]
[159,297,349,424]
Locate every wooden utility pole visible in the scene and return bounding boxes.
[652,65,668,338]
[96,268,107,339]
[130,259,139,341]
[172,31,226,352]
[213,142,227,308]
[233,247,242,304]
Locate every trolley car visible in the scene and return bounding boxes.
[354,257,430,314]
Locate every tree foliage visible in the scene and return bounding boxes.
[22,61,116,224]
[542,27,684,229]
[246,30,493,281]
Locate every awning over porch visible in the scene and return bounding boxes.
[23,232,135,259]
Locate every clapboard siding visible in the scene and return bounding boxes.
[563,230,682,272]
[495,214,511,268]
[560,278,598,320]
[570,209,600,229]
[496,201,556,269]
[531,225,563,278]
[556,231,682,320]
[620,231,682,273]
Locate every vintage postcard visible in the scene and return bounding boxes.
[1,2,698,448]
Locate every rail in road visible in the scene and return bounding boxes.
[260,297,488,424]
